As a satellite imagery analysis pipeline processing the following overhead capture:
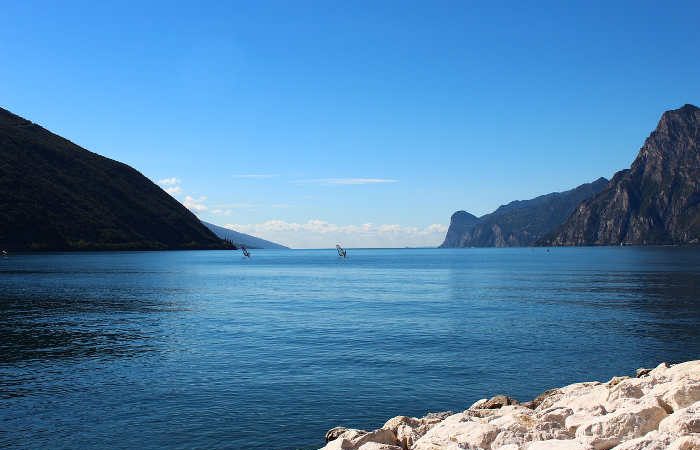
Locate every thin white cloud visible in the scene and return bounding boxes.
[158,177,181,186]
[212,202,256,209]
[232,174,279,179]
[296,178,398,185]
[157,177,183,197]
[164,186,182,195]
[183,195,208,212]
[225,219,447,248]
[156,177,213,214]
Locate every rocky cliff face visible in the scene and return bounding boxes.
[544,104,700,246]
[0,106,226,250]
[320,360,700,450]
[440,178,608,248]
[440,211,481,247]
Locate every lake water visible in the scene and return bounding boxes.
[1,248,699,449]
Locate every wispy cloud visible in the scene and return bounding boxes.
[226,219,446,248]
[155,176,211,214]
[212,202,257,209]
[157,177,183,197]
[183,195,208,212]
[296,178,398,185]
[158,177,181,186]
[209,203,291,214]
[164,185,182,195]
[232,174,279,179]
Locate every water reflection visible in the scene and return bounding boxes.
[0,286,183,365]
[0,248,699,450]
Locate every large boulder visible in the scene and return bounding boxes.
[490,405,573,447]
[320,428,398,450]
[381,414,446,450]
[649,380,700,412]
[667,434,700,450]
[574,397,668,449]
[525,389,563,410]
[480,395,520,409]
[610,430,675,450]
[412,413,499,450]
[327,427,350,442]
[523,439,594,450]
[657,401,700,435]
[356,444,403,450]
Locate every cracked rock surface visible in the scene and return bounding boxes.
[320,360,700,450]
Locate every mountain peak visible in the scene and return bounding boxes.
[451,210,478,221]
[544,104,700,246]
[657,103,700,131]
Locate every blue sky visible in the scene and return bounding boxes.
[2,1,699,247]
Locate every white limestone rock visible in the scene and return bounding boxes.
[666,434,700,450]
[357,443,403,450]
[489,405,573,448]
[319,360,700,450]
[469,399,489,410]
[609,430,675,450]
[657,400,700,435]
[412,412,499,450]
[523,439,594,449]
[656,381,700,411]
[574,397,668,449]
[382,414,445,449]
[320,428,398,450]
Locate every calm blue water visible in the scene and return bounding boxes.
[1,248,700,449]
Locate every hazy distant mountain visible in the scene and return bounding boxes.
[202,221,289,249]
[0,106,226,250]
[440,178,608,248]
[543,104,700,246]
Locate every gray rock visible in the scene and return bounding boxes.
[480,394,520,409]
[544,104,700,246]
[440,178,608,248]
[326,426,350,442]
[636,368,653,378]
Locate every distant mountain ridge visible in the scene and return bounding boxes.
[543,104,700,246]
[0,106,227,250]
[440,178,609,248]
[202,221,288,249]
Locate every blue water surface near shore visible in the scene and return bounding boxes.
[1,247,700,449]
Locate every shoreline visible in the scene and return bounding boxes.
[319,360,700,450]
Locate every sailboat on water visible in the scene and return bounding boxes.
[336,244,347,258]
[242,246,251,258]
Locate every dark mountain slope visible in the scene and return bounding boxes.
[543,104,700,246]
[440,211,481,248]
[440,178,608,248]
[202,221,289,249]
[0,106,226,250]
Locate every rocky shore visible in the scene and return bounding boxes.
[319,360,700,450]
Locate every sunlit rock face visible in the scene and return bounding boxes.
[319,360,700,450]
[545,104,700,246]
